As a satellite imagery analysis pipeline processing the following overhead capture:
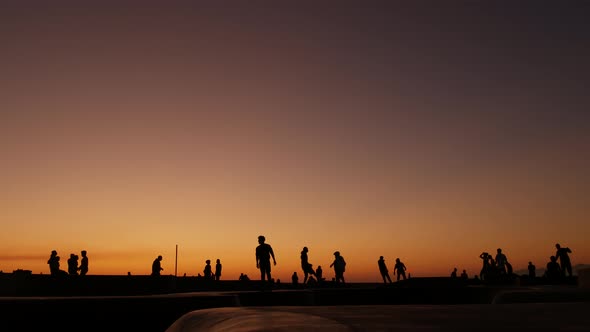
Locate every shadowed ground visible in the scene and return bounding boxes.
[166,303,590,332]
[1,280,588,331]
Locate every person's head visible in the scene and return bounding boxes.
[497,248,502,253]
[303,247,308,252]
[550,255,557,262]
[528,261,532,265]
[206,259,210,264]
[70,253,75,258]
[81,250,87,257]
[216,259,220,263]
[158,255,162,261]
[380,256,384,260]
[396,258,400,263]
[556,243,561,249]
[258,235,265,244]
[334,251,340,257]
[51,250,57,256]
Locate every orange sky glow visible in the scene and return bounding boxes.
[1,3,589,282]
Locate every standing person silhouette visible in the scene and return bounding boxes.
[393,258,406,281]
[378,256,393,283]
[67,254,79,276]
[255,235,276,282]
[151,255,163,276]
[203,260,213,280]
[528,261,536,278]
[555,243,573,277]
[495,248,508,275]
[330,251,346,284]
[47,250,60,276]
[79,250,89,276]
[479,252,490,280]
[215,259,222,281]
[300,247,316,284]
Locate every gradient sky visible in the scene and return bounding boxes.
[1,2,589,282]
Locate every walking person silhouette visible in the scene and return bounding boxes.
[378,256,393,283]
[300,247,316,284]
[255,235,276,283]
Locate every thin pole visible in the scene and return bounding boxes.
[175,244,178,277]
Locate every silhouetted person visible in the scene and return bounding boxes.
[255,235,276,282]
[48,250,60,276]
[203,260,213,280]
[505,261,513,275]
[545,255,562,282]
[79,250,89,276]
[451,267,458,278]
[479,252,490,280]
[215,259,222,281]
[292,272,299,286]
[555,243,573,277]
[330,251,346,284]
[495,248,508,275]
[461,270,468,279]
[393,258,406,281]
[528,261,536,278]
[316,265,323,281]
[378,256,392,283]
[300,247,316,284]
[67,254,79,276]
[151,255,163,276]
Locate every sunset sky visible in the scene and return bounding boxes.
[1,2,589,282]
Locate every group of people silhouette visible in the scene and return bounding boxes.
[543,243,573,282]
[48,239,574,286]
[378,256,407,283]
[47,250,89,277]
[476,244,574,283]
[478,248,512,281]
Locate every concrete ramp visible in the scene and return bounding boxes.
[166,307,351,332]
[167,304,590,332]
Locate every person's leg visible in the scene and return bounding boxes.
[566,262,573,277]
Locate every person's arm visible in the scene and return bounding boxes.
[270,247,276,265]
[255,250,259,268]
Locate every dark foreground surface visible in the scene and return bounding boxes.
[1,283,589,332]
[167,303,590,332]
